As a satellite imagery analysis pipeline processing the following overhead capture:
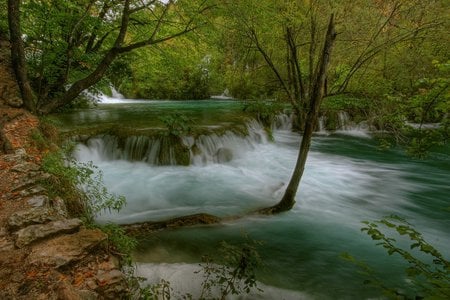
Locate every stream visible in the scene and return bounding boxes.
[52,98,450,299]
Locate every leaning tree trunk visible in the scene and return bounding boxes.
[7,0,36,112]
[259,14,337,214]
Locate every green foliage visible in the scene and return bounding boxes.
[322,95,370,111]
[197,239,263,299]
[160,113,194,137]
[41,149,126,223]
[243,101,284,128]
[29,129,48,150]
[0,1,7,37]
[97,223,137,267]
[372,61,449,158]
[343,215,450,299]
[132,238,263,299]
[136,279,194,300]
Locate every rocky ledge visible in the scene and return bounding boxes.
[0,108,129,299]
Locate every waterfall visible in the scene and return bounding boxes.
[110,86,124,99]
[336,111,370,138]
[74,120,269,166]
[210,88,233,100]
[317,116,328,135]
[337,111,350,130]
[273,113,293,131]
[190,120,267,165]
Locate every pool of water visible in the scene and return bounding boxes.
[64,99,449,299]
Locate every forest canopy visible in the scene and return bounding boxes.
[2,0,448,125]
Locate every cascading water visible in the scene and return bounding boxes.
[63,100,449,299]
[75,120,270,166]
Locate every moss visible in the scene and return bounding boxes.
[173,138,190,166]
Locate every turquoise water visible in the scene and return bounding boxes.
[63,99,449,299]
[51,100,248,131]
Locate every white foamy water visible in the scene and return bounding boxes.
[74,129,415,227]
[66,101,450,299]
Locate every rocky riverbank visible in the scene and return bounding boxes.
[0,107,129,299]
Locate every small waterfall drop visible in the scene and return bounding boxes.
[273,113,293,131]
[74,120,270,166]
[317,116,328,135]
[211,88,233,100]
[110,86,124,99]
[336,111,370,138]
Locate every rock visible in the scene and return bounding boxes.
[2,148,27,162]
[85,279,98,291]
[14,218,82,248]
[29,229,107,268]
[11,162,40,173]
[0,227,14,251]
[216,147,233,163]
[98,255,121,271]
[95,269,128,299]
[78,289,99,300]
[8,207,63,231]
[27,195,49,208]
[11,177,40,192]
[51,196,69,218]
[58,281,99,300]
[19,185,46,197]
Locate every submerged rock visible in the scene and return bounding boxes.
[215,147,233,163]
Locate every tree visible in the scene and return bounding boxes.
[261,14,337,213]
[7,0,214,114]
[219,0,447,213]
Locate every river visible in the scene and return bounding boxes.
[52,98,450,299]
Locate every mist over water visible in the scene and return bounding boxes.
[68,100,449,299]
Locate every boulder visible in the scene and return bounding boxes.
[29,229,107,268]
[27,195,49,208]
[57,281,99,300]
[95,269,128,299]
[14,218,82,248]
[216,147,233,163]
[7,207,62,231]
[1,148,26,162]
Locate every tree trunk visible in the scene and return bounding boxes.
[259,14,336,214]
[7,0,36,112]
[38,49,119,114]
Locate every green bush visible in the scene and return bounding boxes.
[243,101,284,128]
[343,215,450,299]
[160,113,194,137]
[41,149,126,223]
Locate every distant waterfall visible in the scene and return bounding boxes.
[317,111,371,137]
[110,86,124,99]
[273,113,293,131]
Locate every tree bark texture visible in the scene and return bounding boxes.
[7,0,36,112]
